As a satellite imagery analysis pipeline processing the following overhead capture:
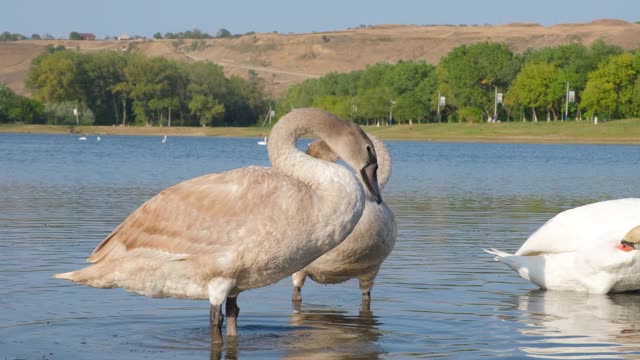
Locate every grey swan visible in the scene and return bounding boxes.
[291,134,396,308]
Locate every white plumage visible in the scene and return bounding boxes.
[486,198,640,293]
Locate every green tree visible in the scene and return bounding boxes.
[69,31,82,40]
[358,86,390,125]
[8,97,45,124]
[83,51,130,124]
[222,70,268,126]
[26,50,86,103]
[0,32,26,41]
[590,39,624,66]
[581,52,637,119]
[383,61,437,123]
[189,94,224,126]
[438,42,520,121]
[26,48,267,127]
[523,42,623,119]
[153,32,163,39]
[0,84,16,122]
[123,56,185,126]
[312,95,352,119]
[216,28,232,38]
[0,84,45,124]
[506,62,563,121]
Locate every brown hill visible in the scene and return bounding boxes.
[2,19,639,97]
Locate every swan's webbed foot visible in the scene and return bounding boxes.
[210,304,224,343]
[225,297,240,337]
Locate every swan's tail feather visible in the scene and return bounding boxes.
[53,264,116,288]
[483,248,513,261]
[53,271,75,280]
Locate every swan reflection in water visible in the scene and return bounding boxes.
[209,305,382,360]
[513,290,640,358]
[285,304,383,359]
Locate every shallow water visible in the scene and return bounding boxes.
[1,133,640,359]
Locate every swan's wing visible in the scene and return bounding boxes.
[88,166,312,263]
[516,198,640,256]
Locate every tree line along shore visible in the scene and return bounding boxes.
[1,39,639,132]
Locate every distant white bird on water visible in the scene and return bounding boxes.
[97,136,101,141]
[78,136,87,141]
[485,198,640,293]
[257,136,267,146]
[54,108,382,342]
[162,135,167,143]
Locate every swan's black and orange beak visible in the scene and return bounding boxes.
[361,162,382,204]
[617,240,636,252]
[619,226,640,252]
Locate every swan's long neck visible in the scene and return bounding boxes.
[268,109,353,188]
[267,109,365,247]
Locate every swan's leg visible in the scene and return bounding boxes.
[359,275,376,311]
[210,304,224,343]
[208,278,236,343]
[361,292,371,311]
[225,296,240,337]
[291,271,307,302]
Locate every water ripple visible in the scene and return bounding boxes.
[2,134,640,358]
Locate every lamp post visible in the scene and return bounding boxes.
[494,86,497,122]
[493,87,503,123]
[73,107,79,126]
[437,91,441,123]
[389,100,396,125]
[564,82,569,121]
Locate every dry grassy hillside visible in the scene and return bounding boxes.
[2,19,639,97]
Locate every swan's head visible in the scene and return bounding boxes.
[618,225,640,252]
[306,140,339,162]
[325,122,382,204]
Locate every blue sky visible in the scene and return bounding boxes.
[2,0,638,39]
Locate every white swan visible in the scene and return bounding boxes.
[291,134,396,307]
[485,198,640,293]
[54,108,382,342]
[257,136,267,146]
[162,135,167,143]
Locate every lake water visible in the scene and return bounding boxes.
[2,133,640,359]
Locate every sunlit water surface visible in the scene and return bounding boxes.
[1,133,640,359]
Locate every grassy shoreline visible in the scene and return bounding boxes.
[2,119,640,144]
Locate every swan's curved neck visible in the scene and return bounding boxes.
[266,109,366,255]
[268,110,351,186]
[267,109,364,206]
